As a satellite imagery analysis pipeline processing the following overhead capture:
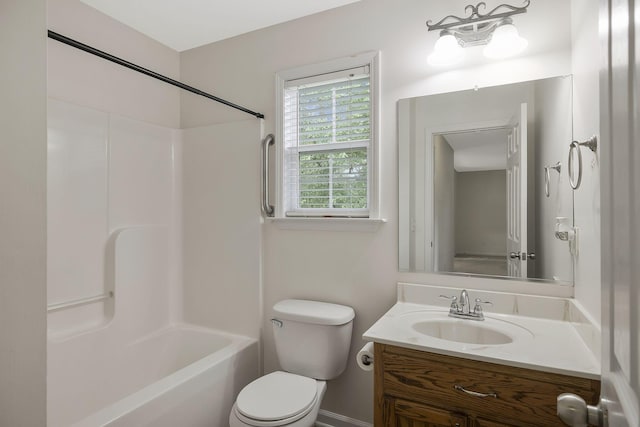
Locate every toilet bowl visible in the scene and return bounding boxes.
[229,371,327,427]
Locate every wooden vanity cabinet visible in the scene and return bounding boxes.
[374,344,600,427]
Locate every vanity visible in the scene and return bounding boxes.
[382,70,603,425]
[363,284,601,427]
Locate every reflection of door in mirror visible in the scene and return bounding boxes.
[507,103,528,279]
[399,76,574,284]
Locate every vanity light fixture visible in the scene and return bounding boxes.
[427,1,530,66]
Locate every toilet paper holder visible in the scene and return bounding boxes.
[357,342,375,371]
[360,353,373,366]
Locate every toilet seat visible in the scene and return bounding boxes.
[234,371,318,426]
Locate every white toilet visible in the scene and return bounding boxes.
[229,299,355,427]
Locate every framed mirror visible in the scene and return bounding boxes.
[399,76,574,284]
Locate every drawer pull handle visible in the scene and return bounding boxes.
[454,384,498,399]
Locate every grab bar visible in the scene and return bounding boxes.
[568,136,598,190]
[47,291,113,313]
[261,134,275,217]
[544,162,562,197]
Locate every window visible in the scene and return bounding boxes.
[276,53,378,219]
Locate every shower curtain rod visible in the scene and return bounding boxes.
[47,30,265,119]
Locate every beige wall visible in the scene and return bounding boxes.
[533,76,574,283]
[180,0,575,422]
[0,0,48,425]
[182,120,263,339]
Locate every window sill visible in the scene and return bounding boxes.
[267,217,386,232]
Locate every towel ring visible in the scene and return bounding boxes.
[568,136,598,190]
[544,162,562,197]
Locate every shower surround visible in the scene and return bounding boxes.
[46,99,262,425]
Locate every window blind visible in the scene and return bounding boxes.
[283,66,371,217]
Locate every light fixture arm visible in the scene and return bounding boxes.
[427,0,530,31]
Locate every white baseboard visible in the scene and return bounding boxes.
[315,409,372,427]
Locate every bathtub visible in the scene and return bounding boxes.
[48,324,259,427]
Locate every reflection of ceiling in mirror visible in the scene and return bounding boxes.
[443,128,510,172]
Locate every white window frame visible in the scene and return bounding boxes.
[275,51,380,221]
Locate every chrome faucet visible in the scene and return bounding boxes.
[439,289,492,321]
[459,289,470,314]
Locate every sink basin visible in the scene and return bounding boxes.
[412,319,512,345]
[396,310,533,346]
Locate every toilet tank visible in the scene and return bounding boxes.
[271,299,355,380]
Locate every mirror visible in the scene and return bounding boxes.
[399,76,574,284]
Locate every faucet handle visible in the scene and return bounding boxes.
[473,298,493,314]
[439,294,458,309]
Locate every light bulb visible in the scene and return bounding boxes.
[483,21,528,59]
[428,32,464,66]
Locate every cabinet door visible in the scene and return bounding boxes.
[395,398,468,427]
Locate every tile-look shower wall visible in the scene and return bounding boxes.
[47,97,184,425]
[47,226,172,427]
[47,99,180,335]
[47,100,108,319]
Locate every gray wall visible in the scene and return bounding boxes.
[0,0,47,425]
[434,136,456,271]
[455,170,507,256]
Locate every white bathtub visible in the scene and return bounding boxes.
[48,324,259,427]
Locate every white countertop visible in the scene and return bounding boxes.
[363,301,600,380]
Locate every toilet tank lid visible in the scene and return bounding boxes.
[273,299,355,325]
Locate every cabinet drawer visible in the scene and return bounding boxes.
[378,344,600,427]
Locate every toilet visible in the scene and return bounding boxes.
[229,299,355,427]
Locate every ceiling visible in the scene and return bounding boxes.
[80,0,361,52]
[443,128,510,172]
